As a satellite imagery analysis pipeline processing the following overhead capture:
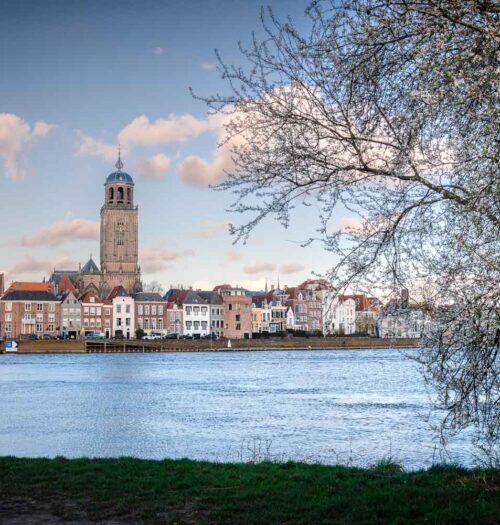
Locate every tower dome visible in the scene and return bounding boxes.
[105,149,134,185]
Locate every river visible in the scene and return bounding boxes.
[0,349,475,468]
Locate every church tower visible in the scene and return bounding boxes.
[100,151,142,294]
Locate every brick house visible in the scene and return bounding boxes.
[134,292,166,335]
[80,288,103,336]
[219,286,252,339]
[0,290,60,339]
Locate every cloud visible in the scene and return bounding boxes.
[193,220,228,239]
[119,114,210,148]
[75,132,118,162]
[153,47,166,55]
[9,254,78,276]
[20,219,100,247]
[225,250,242,262]
[280,263,306,274]
[192,279,215,290]
[135,154,171,181]
[243,261,277,275]
[336,216,363,232]
[0,113,55,181]
[201,62,217,71]
[176,111,243,188]
[140,247,194,274]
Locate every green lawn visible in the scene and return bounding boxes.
[0,457,498,524]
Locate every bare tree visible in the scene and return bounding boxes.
[200,1,499,461]
[143,280,164,294]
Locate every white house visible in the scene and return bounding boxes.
[378,306,429,338]
[108,286,135,339]
[324,297,356,335]
[180,290,210,337]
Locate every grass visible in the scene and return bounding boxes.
[0,456,498,524]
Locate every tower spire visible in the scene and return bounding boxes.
[115,144,124,171]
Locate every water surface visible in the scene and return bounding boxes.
[0,349,474,468]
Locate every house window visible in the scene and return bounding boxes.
[201,307,207,315]
[117,318,122,327]
[158,319,163,330]
[24,303,31,312]
[125,304,131,314]
[116,305,122,314]
[158,305,163,315]
[228,304,233,311]
[236,314,241,322]
[126,318,130,326]
[5,302,12,312]
[37,303,43,311]
[5,323,11,333]
[144,305,150,315]
[151,318,156,329]
[185,306,192,315]
[48,303,55,312]
[36,323,43,332]
[236,323,241,330]
[138,305,143,315]
[48,324,55,332]
[5,313,12,322]
[151,305,157,315]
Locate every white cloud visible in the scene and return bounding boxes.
[119,114,210,148]
[135,154,171,181]
[9,254,77,276]
[75,132,118,162]
[201,62,217,71]
[0,113,55,181]
[20,219,100,247]
[192,279,215,290]
[176,110,243,188]
[280,263,306,274]
[225,250,242,261]
[140,247,194,274]
[193,220,228,239]
[336,216,363,232]
[244,261,277,275]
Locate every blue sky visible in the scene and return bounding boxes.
[0,0,349,291]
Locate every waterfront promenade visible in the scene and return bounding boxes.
[0,336,419,354]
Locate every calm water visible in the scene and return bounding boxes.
[0,349,475,468]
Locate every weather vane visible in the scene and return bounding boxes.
[115,143,124,171]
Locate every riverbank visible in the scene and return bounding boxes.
[0,457,498,524]
[1,336,419,354]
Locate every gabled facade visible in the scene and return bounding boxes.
[106,286,134,339]
[59,290,82,339]
[80,289,103,336]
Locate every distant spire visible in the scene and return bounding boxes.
[265,278,268,293]
[115,144,124,171]
[277,275,280,290]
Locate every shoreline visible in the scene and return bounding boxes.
[1,337,420,354]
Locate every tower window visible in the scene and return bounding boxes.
[108,187,114,203]
[127,188,131,204]
[117,187,124,202]
[116,221,125,246]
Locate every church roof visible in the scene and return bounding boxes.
[81,257,100,273]
[58,272,78,295]
[106,171,134,185]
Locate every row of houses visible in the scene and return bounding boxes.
[0,272,429,340]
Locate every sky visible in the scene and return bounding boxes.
[0,0,351,292]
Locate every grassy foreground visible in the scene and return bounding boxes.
[0,457,499,524]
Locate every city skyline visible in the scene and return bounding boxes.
[0,0,358,290]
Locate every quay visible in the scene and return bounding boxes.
[0,337,419,354]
